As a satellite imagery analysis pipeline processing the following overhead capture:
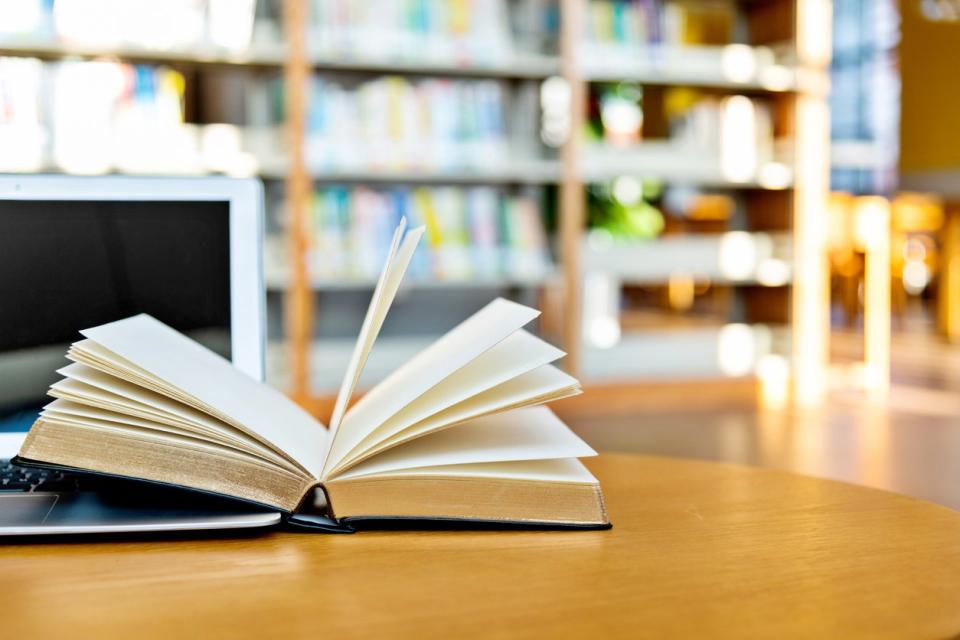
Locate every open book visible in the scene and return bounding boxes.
[16,220,609,532]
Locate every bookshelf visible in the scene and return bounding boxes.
[557,0,831,402]
[0,40,561,79]
[257,160,563,184]
[581,140,794,187]
[0,0,831,406]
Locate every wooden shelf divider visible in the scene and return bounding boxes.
[282,0,313,404]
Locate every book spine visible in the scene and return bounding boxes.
[300,185,548,284]
[295,73,507,173]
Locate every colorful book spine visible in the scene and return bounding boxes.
[467,187,501,278]
[45,60,187,173]
[303,185,551,283]
[309,0,512,64]
[586,0,741,49]
[299,74,508,172]
[0,0,254,50]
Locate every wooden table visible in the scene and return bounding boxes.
[3,454,960,639]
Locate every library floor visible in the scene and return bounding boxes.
[560,329,960,511]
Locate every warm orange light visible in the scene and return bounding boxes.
[667,272,696,311]
[827,192,855,253]
[892,192,945,232]
[938,210,960,343]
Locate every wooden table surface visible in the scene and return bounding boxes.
[3,453,960,639]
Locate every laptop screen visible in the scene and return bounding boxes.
[0,199,231,431]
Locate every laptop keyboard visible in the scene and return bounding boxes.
[0,459,80,493]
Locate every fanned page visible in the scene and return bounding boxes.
[326,220,425,440]
[318,215,594,487]
[332,330,573,470]
[78,314,329,476]
[323,298,546,477]
[332,407,595,480]
[318,288,591,493]
[338,364,583,473]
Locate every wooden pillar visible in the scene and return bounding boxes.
[283,0,312,402]
[559,0,586,375]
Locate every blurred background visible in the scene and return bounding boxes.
[2,0,959,508]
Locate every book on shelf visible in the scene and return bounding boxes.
[0,0,517,63]
[585,85,776,181]
[308,0,513,64]
[289,185,551,283]
[0,57,197,174]
[0,56,264,175]
[0,0,258,52]
[273,74,508,172]
[586,0,662,50]
[665,90,775,171]
[16,219,609,533]
[51,61,191,174]
[583,0,735,50]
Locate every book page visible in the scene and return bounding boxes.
[329,364,581,475]
[32,415,309,485]
[50,377,216,430]
[338,458,599,483]
[55,362,285,454]
[81,314,328,477]
[71,338,157,380]
[57,363,248,435]
[41,398,300,473]
[336,329,565,466]
[331,407,596,480]
[327,220,425,439]
[323,297,541,476]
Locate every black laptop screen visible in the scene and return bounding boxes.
[0,200,231,429]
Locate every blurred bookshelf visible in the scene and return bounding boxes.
[258,160,564,185]
[581,141,795,188]
[0,0,832,406]
[0,40,562,79]
[582,44,801,90]
[559,0,830,403]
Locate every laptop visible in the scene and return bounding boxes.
[0,175,282,535]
